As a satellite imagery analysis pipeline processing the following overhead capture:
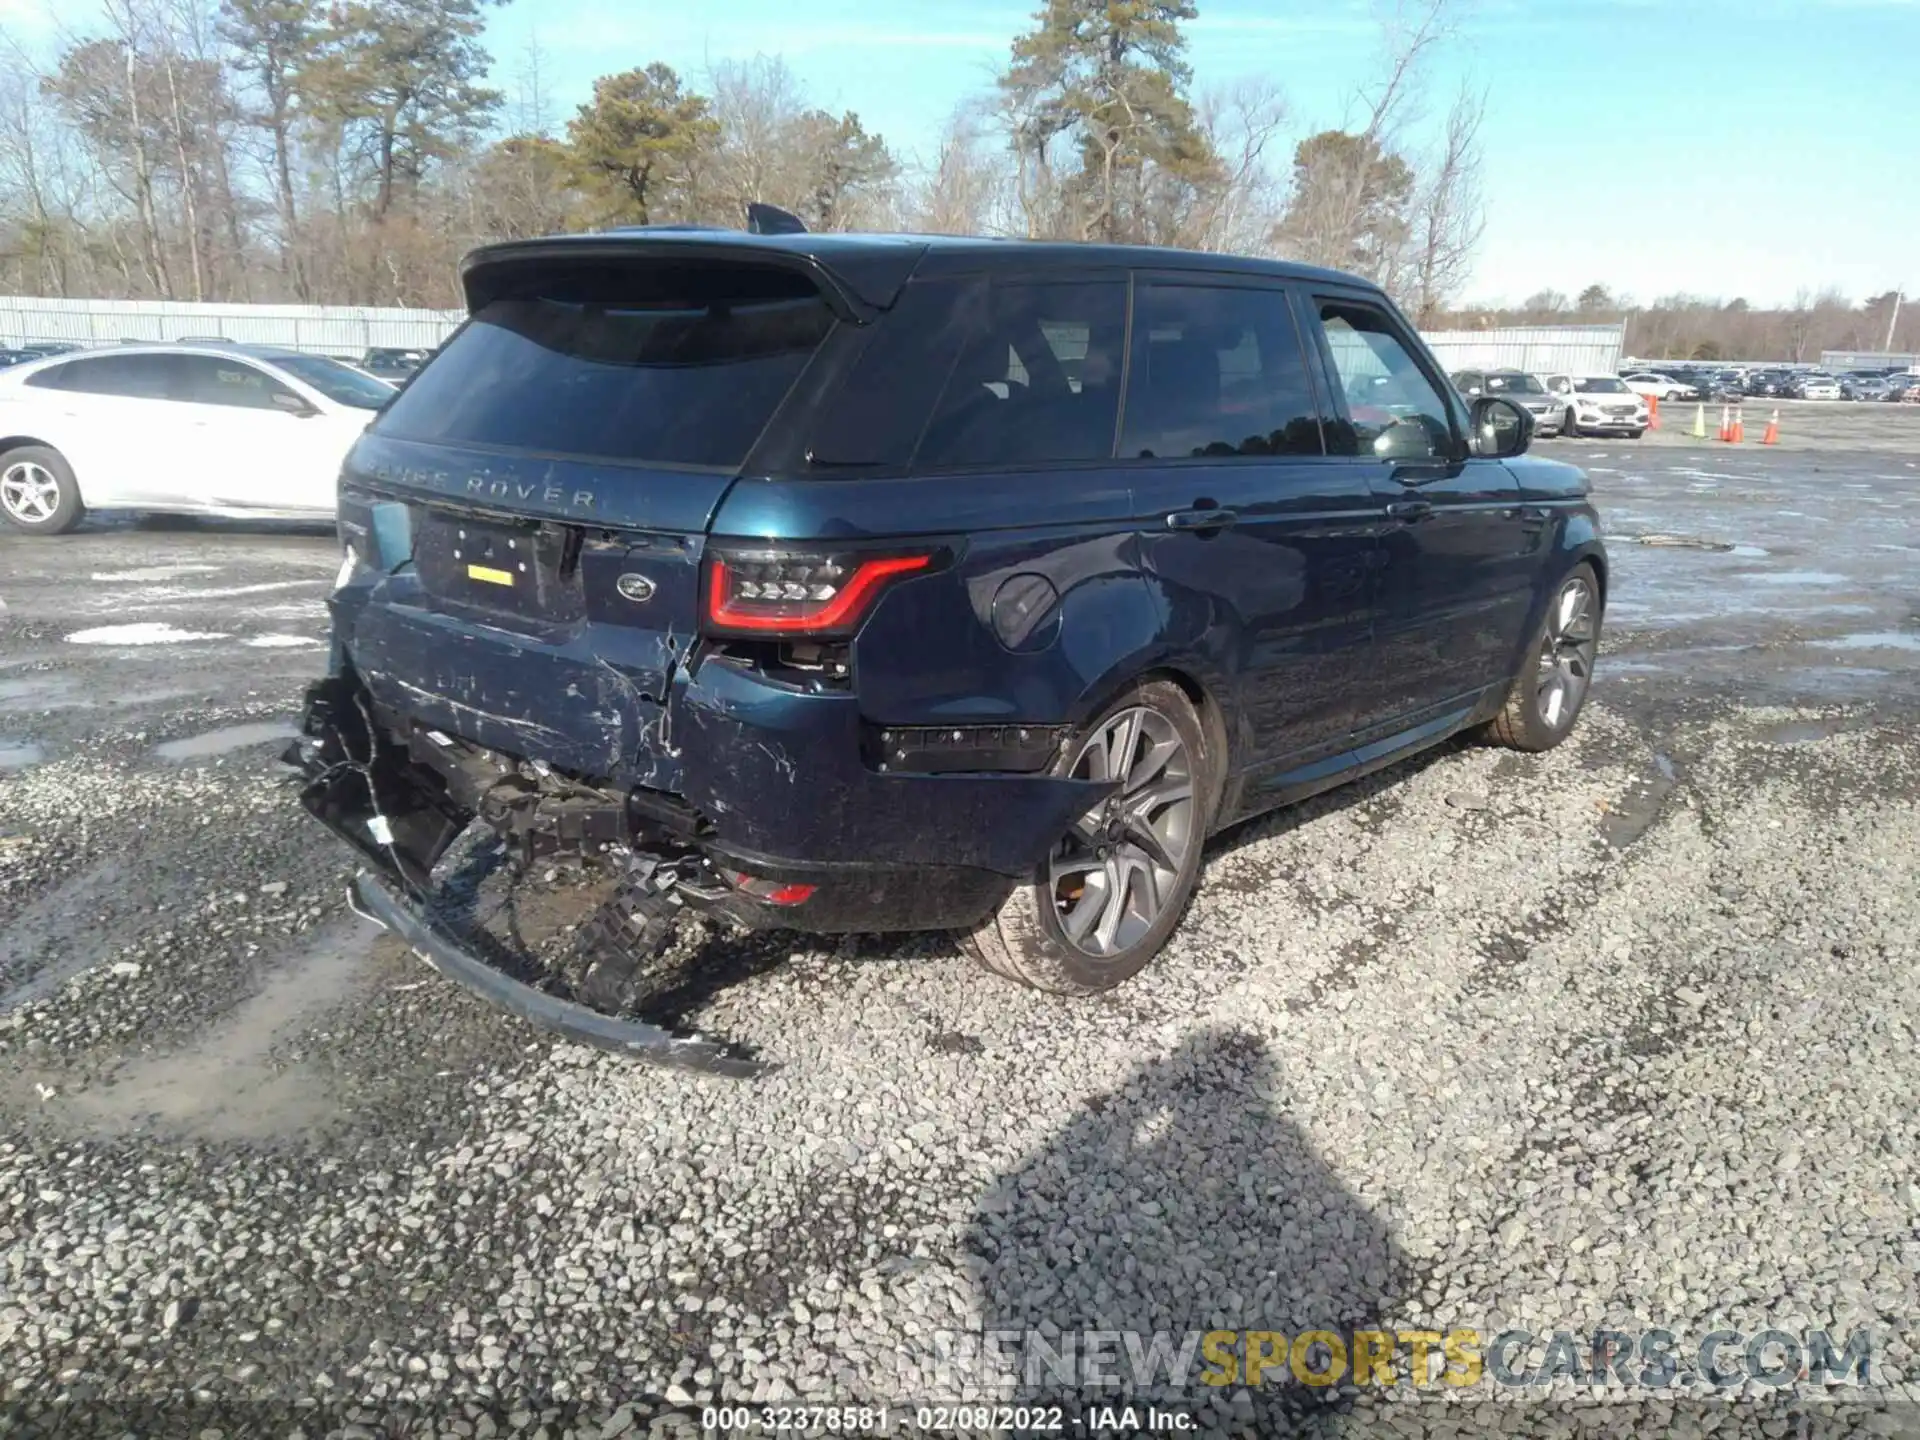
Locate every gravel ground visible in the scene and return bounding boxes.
[2,451,1918,1438]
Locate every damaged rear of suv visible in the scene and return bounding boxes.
[293,223,1603,1072]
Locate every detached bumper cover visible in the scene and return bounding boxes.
[349,871,766,1078]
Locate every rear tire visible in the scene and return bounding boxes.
[1485,563,1601,753]
[964,678,1215,994]
[0,446,83,535]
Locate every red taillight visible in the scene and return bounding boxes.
[723,870,816,906]
[705,548,933,637]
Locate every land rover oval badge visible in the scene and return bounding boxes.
[615,573,656,603]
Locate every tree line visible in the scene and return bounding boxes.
[1443,286,1918,365]
[0,0,1497,314]
[0,0,1900,364]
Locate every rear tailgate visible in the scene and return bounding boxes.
[333,253,848,782]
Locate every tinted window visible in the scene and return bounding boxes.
[26,354,171,399]
[914,280,1125,470]
[270,354,394,409]
[1315,301,1454,460]
[173,355,297,410]
[1120,284,1321,460]
[1574,377,1631,394]
[1486,373,1545,394]
[805,279,978,468]
[376,264,836,469]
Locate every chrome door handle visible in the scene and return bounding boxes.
[1386,499,1433,522]
[1165,507,1236,532]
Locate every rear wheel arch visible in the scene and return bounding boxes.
[1074,660,1235,825]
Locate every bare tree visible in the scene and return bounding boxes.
[1405,82,1484,323]
[1182,78,1288,254]
[904,103,1006,236]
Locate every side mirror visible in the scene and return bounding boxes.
[271,390,318,418]
[1471,395,1533,458]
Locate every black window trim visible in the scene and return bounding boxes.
[1303,288,1469,462]
[1108,271,1332,469]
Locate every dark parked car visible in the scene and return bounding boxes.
[289,228,1606,1070]
[1840,373,1891,401]
[1451,367,1565,434]
[1887,373,1920,402]
[359,346,431,379]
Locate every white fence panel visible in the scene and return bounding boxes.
[0,296,464,354]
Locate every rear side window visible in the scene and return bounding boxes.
[375,263,836,469]
[1120,284,1322,459]
[172,355,296,410]
[26,354,172,399]
[913,280,1126,470]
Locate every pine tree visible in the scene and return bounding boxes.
[997,0,1220,243]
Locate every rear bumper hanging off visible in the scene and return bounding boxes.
[347,871,767,1078]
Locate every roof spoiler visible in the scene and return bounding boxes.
[603,202,809,239]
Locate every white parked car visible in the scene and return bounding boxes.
[1542,374,1650,438]
[1794,375,1841,401]
[1621,372,1700,402]
[0,343,394,535]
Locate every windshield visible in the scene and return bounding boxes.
[1484,372,1545,394]
[1575,377,1630,393]
[272,354,397,410]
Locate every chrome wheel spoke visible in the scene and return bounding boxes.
[1092,859,1128,952]
[1124,817,1177,872]
[1127,777,1192,819]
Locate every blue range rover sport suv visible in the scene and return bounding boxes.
[292,227,1605,1071]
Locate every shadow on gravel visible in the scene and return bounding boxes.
[960,1029,1404,1434]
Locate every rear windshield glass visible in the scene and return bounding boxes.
[374,264,835,469]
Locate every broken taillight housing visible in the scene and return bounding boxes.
[722,870,816,906]
[704,546,939,638]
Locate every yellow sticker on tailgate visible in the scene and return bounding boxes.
[467,564,514,586]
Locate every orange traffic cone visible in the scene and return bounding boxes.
[1731,407,1745,444]
[1648,393,1661,429]
[1717,405,1731,442]
[1762,409,1779,445]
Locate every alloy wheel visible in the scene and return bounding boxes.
[0,462,60,524]
[1536,575,1598,730]
[1048,706,1196,958]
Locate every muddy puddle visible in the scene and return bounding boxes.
[1602,753,1678,850]
[58,923,376,1140]
[153,720,299,761]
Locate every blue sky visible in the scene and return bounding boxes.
[484,0,1918,307]
[7,0,1912,305]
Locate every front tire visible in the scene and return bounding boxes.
[1561,408,1579,437]
[1485,563,1601,752]
[0,446,83,535]
[964,678,1215,994]
[1626,428,1645,439]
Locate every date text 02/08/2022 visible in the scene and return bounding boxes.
[700,1403,1197,1433]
